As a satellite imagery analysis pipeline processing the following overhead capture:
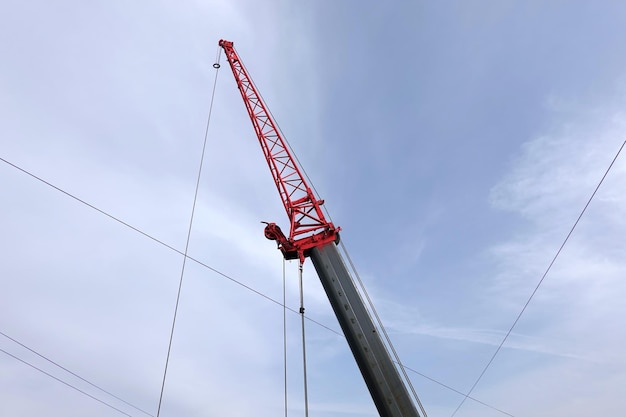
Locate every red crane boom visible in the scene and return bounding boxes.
[219,39,339,262]
[218,39,423,417]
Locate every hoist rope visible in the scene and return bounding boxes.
[450,139,626,417]
[283,258,289,417]
[298,261,311,417]
[155,48,222,416]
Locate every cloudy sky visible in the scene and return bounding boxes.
[2,1,626,416]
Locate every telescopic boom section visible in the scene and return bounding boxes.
[219,39,339,262]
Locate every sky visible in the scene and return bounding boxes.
[1,1,626,416]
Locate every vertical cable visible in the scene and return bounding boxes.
[283,258,289,417]
[298,261,310,417]
[155,49,222,416]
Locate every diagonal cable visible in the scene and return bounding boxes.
[400,364,514,417]
[450,139,626,417]
[0,347,133,416]
[0,331,153,416]
[0,156,338,334]
[155,51,221,416]
[340,240,429,417]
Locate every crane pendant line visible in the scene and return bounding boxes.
[218,39,339,262]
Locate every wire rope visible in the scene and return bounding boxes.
[339,241,429,417]
[297,261,310,417]
[0,347,133,416]
[283,258,289,417]
[0,331,153,416]
[399,363,514,416]
[450,139,626,417]
[155,49,221,416]
[0,153,341,332]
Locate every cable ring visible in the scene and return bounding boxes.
[213,63,220,69]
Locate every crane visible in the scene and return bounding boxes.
[218,39,423,417]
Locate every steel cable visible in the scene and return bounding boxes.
[0,347,134,416]
[339,241,429,417]
[282,258,289,417]
[0,331,153,416]
[450,139,626,417]
[155,48,222,416]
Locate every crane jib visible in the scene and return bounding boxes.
[218,39,339,262]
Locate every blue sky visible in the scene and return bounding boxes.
[1,1,626,416]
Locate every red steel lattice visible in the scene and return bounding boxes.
[219,39,339,261]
